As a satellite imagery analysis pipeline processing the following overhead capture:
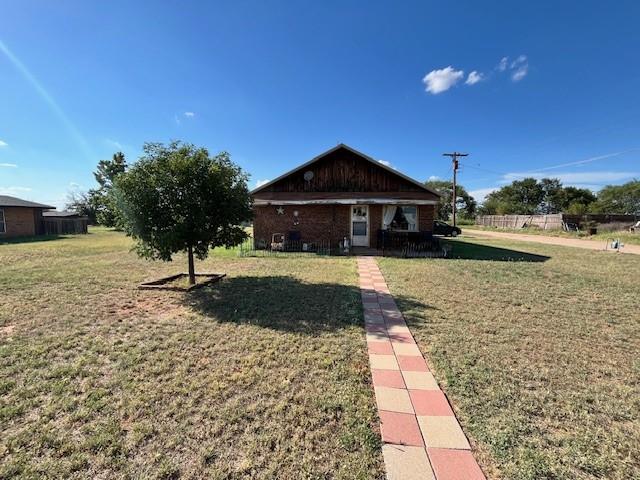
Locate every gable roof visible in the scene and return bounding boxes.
[251,144,441,197]
[0,195,55,209]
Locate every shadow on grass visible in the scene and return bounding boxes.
[442,239,550,262]
[184,275,434,334]
[0,233,72,245]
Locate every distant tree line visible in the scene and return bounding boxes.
[479,178,639,216]
[426,177,640,219]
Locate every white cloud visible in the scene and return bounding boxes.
[0,163,17,168]
[0,140,8,147]
[469,187,498,203]
[105,138,123,150]
[511,55,527,68]
[465,71,483,85]
[184,111,195,117]
[255,179,270,188]
[512,65,528,82]
[377,159,398,170]
[0,186,32,195]
[427,175,441,181]
[69,182,82,189]
[422,66,464,94]
[498,57,508,71]
[510,55,528,82]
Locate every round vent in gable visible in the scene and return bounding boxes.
[303,170,314,181]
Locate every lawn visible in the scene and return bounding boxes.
[0,228,383,479]
[379,237,640,480]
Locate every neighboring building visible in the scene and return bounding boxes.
[0,195,54,239]
[251,144,440,249]
[42,211,89,235]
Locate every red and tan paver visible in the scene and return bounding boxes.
[357,257,486,480]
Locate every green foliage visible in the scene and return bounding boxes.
[480,178,598,215]
[483,178,544,215]
[589,180,640,214]
[94,152,127,188]
[114,142,252,279]
[425,179,477,220]
[65,152,128,227]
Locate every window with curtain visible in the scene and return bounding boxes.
[383,205,417,231]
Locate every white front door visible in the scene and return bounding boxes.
[351,205,369,247]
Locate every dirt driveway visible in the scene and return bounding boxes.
[464,228,640,255]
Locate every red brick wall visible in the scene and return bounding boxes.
[252,203,436,248]
[418,205,435,232]
[253,205,351,246]
[1,207,38,238]
[369,205,382,244]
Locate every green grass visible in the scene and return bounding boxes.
[379,237,640,480]
[466,225,640,246]
[0,228,383,479]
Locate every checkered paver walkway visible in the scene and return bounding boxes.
[357,257,486,480]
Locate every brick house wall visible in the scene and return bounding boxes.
[0,207,40,238]
[253,205,351,246]
[253,203,436,248]
[418,205,435,231]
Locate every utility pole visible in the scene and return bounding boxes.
[442,152,468,227]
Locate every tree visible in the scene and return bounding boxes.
[425,179,477,221]
[478,178,598,215]
[65,190,99,224]
[93,152,128,227]
[481,177,543,215]
[66,152,128,227]
[563,186,596,209]
[539,178,565,214]
[590,180,640,214]
[95,152,127,188]
[114,142,252,285]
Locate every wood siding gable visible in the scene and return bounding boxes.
[252,145,439,201]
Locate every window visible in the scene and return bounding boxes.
[0,209,5,234]
[352,221,367,236]
[383,205,418,232]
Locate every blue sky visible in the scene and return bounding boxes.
[1,1,639,208]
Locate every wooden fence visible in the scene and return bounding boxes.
[476,214,638,230]
[43,217,89,235]
[475,214,563,230]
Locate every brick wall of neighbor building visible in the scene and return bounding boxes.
[1,207,38,238]
[253,205,351,246]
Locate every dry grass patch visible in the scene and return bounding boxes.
[0,228,383,479]
[379,237,640,480]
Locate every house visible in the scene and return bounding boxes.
[0,195,55,239]
[251,144,441,250]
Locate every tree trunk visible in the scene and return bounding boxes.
[187,245,196,285]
